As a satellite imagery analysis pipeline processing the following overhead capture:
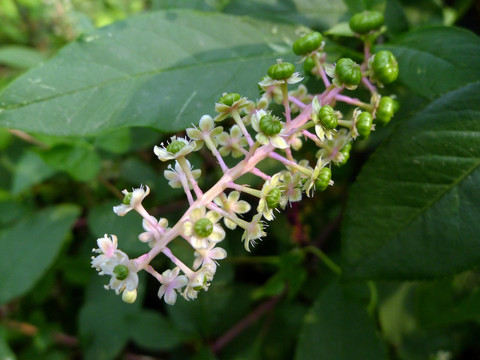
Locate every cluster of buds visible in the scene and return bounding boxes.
[91,10,398,305]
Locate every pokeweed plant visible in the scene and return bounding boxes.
[90,11,400,305]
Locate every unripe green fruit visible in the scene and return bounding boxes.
[266,188,282,209]
[268,61,296,80]
[122,192,132,205]
[259,115,282,136]
[303,57,316,74]
[349,11,384,34]
[194,218,214,237]
[318,105,338,129]
[376,96,395,126]
[219,93,241,106]
[315,167,332,191]
[336,142,352,167]
[335,58,362,86]
[167,140,186,154]
[372,50,399,84]
[357,112,373,138]
[293,32,323,55]
[114,265,129,281]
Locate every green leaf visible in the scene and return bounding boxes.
[0,10,299,136]
[79,275,143,360]
[39,143,101,181]
[130,310,183,351]
[342,81,480,280]
[224,0,348,30]
[343,0,385,13]
[0,204,80,304]
[93,128,131,154]
[0,326,16,360]
[295,282,388,360]
[381,26,480,99]
[0,45,47,70]
[11,151,56,194]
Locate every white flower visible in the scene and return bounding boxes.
[138,216,169,247]
[241,213,267,252]
[214,95,248,122]
[280,171,303,205]
[213,191,251,229]
[157,267,188,305]
[258,73,303,87]
[153,136,196,162]
[182,265,215,301]
[183,207,225,249]
[215,125,248,158]
[164,160,201,189]
[257,173,286,221]
[113,185,150,216]
[193,242,227,272]
[251,110,289,149]
[186,115,223,151]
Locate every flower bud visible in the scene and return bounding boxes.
[349,11,384,34]
[122,289,137,303]
[335,58,362,87]
[293,32,323,55]
[268,60,296,80]
[318,105,338,129]
[259,115,282,136]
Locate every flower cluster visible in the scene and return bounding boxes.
[91,16,398,305]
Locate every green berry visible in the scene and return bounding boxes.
[167,140,186,154]
[219,93,241,106]
[335,58,362,86]
[113,265,129,281]
[372,50,399,84]
[376,96,395,126]
[268,61,296,80]
[315,167,332,191]
[349,11,384,34]
[303,57,316,75]
[259,115,282,136]
[318,105,338,129]
[194,218,214,238]
[293,32,323,55]
[122,192,132,205]
[336,142,352,167]
[357,112,373,138]
[266,188,282,209]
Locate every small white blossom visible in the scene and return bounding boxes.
[113,185,150,216]
[186,115,223,150]
[157,267,188,305]
[182,265,215,301]
[213,191,251,229]
[241,213,267,252]
[153,136,196,162]
[138,216,169,247]
[258,73,303,87]
[164,160,201,189]
[216,125,248,158]
[280,171,303,205]
[251,110,289,149]
[193,242,227,272]
[183,207,225,249]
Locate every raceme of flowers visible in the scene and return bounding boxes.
[92,16,398,305]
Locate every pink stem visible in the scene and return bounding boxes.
[362,77,377,94]
[288,95,307,109]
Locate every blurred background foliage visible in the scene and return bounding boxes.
[0,0,479,359]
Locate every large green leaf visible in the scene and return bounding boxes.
[0,204,80,304]
[381,26,480,100]
[295,282,388,360]
[342,81,480,280]
[0,10,299,136]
